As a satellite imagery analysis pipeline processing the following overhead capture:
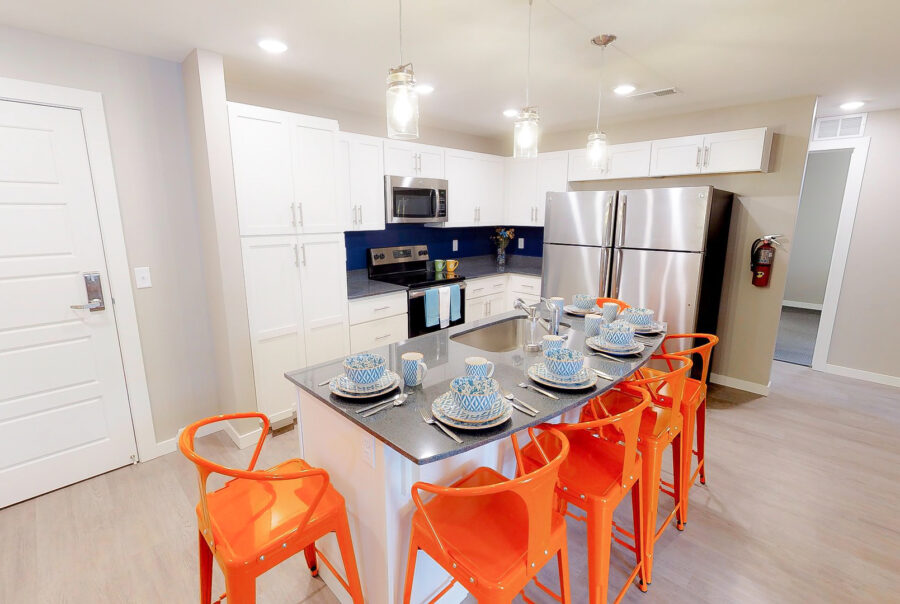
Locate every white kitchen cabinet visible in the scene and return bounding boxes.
[297,233,351,365]
[535,151,569,225]
[444,150,505,226]
[241,236,307,423]
[508,274,542,310]
[702,127,772,173]
[229,102,340,236]
[383,140,444,179]
[477,155,505,225]
[349,314,408,354]
[504,157,538,226]
[568,142,652,182]
[649,134,706,176]
[337,133,385,231]
[348,291,408,325]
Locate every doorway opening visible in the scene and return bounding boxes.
[774,148,852,366]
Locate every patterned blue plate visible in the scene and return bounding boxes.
[585,337,645,356]
[329,370,401,398]
[433,391,508,424]
[432,392,513,430]
[630,321,666,335]
[563,304,601,316]
[527,363,599,390]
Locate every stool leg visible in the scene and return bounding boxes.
[198,531,213,604]
[557,541,572,604]
[224,573,255,604]
[641,442,662,585]
[586,501,612,604]
[303,543,318,577]
[402,535,418,604]
[697,398,707,484]
[672,432,686,530]
[335,512,364,604]
[631,479,648,592]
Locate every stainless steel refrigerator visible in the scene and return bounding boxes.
[542,186,733,338]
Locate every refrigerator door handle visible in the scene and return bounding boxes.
[606,195,616,244]
[612,248,623,298]
[600,248,612,296]
[616,194,627,247]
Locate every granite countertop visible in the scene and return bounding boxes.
[346,254,542,299]
[285,309,663,465]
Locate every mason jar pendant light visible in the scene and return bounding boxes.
[386,0,419,139]
[586,34,616,170]
[513,0,539,158]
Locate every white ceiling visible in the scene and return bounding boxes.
[2,0,900,136]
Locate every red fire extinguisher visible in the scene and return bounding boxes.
[750,235,782,287]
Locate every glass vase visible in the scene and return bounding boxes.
[496,246,507,268]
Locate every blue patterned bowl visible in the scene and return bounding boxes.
[573,293,596,310]
[343,353,386,384]
[600,321,635,347]
[543,347,584,377]
[450,376,500,413]
[623,307,654,326]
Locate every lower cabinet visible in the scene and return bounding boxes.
[348,292,409,353]
[242,233,350,423]
[507,274,542,309]
[465,275,514,323]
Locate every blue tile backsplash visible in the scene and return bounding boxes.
[345,224,544,270]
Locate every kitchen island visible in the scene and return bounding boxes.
[285,309,663,603]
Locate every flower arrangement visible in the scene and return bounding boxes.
[490,227,516,250]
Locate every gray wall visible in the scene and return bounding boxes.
[0,26,218,441]
[783,149,852,306]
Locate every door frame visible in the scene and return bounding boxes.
[0,76,156,461]
[806,136,870,371]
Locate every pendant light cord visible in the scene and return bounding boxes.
[595,46,604,131]
[526,0,533,107]
[398,0,404,65]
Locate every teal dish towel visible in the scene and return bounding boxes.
[450,284,461,321]
[425,288,439,327]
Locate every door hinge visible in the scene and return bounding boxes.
[130,454,138,464]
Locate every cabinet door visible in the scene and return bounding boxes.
[417,145,445,179]
[334,134,353,230]
[229,104,296,236]
[484,292,508,317]
[567,148,605,182]
[445,150,478,226]
[536,151,569,226]
[477,155,505,225]
[298,233,350,365]
[504,156,538,225]
[351,135,386,230]
[702,127,772,174]
[606,141,653,179]
[649,135,704,176]
[465,296,488,324]
[293,124,340,233]
[241,236,306,421]
[383,142,417,177]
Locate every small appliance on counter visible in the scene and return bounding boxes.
[367,245,466,337]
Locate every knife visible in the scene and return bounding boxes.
[522,383,559,400]
[502,388,539,414]
[355,390,404,413]
[510,402,537,416]
[588,367,619,381]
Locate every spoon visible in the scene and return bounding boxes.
[360,393,408,417]
[502,391,537,416]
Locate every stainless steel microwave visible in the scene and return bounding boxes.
[384,176,448,224]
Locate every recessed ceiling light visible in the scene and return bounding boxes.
[415,84,434,94]
[614,84,636,95]
[840,101,865,111]
[258,39,287,54]
[503,109,519,118]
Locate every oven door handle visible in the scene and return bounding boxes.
[408,282,467,299]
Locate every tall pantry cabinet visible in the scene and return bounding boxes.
[228,103,350,423]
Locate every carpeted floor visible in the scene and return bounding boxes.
[774,306,821,366]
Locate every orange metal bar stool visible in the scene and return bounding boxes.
[179,413,364,604]
[594,297,631,312]
[403,427,571,604]
[521,384,652,603]
[585,354,692,586]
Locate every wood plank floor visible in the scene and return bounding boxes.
[2,361,898,603]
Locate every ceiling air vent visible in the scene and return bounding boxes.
[814,113,866,140]
[628,87,679,100]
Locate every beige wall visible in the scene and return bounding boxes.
[0,26,218,440]
[783,149,852,306]
[827,109,900,379]
[541,96,817,390]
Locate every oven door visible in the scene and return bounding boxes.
[408,283,466,337]
[385,176,448,224]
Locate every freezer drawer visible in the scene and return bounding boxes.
[544,191,617,247]
[616,187,713,252]
[541,243,612,301]
[612,248,703,335]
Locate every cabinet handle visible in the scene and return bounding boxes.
[291,203,298,227]
[357,206,362,224]
[519,284,533,289]
[493,283,504,288]
[292,244,300,267]
[486,300,491,315]
[375,333,391,340]
[695,147,702,168]
[300,243,307,266]
[703,145,711,168]
[373,305,390,311]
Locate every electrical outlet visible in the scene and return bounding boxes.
[518,238,525,249]
[361,435,375,468]
[134,266,152,289]
[452,239,458,252]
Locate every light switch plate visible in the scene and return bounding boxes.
[452,239,458,252]
[518,238,525,249]
[134,266,152,289]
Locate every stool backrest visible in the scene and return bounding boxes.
[595,297,631,311]
[660,333,719,383]
[630,354,692,430]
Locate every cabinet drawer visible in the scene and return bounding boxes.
[349,314,408,353]
[348,292,408,325]
[466,275,507,299]
[508,274,541,295]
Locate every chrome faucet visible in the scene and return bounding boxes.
[542,298,562,336]
[514,298,544,351]
[514,297,539,319]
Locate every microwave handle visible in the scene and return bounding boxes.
[431,188,439,215]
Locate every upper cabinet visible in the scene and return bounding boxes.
[649,127,772,177]
[568,141,652,181]
[504,152,568,227]
[336,133,385,231]
[229,103,341,235]
[383,140,445,179]
[444,150,504,226]
[535,151,569,225]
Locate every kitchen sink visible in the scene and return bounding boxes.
[451,316,572,353]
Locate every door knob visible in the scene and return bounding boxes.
[71,298,103,311]
[71,272,106,312]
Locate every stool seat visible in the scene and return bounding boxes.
[596,394,684,441]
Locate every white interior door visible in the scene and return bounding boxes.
[0,99,136,508]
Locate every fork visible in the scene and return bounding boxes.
[418,405,462,443]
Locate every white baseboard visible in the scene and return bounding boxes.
[224,419,263,449]
[782,300,824,311]
[823,364,900,388]
[709,373,770,396]
[145,421,225,460]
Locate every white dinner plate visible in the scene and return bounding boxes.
[329,371,401,399]
[432,392,513,430]
[563,304,601,316]
[585,337,645,356]
[527,363,600,390]
[630,321,667,335]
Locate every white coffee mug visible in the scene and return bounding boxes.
[601,302,620,323]
[402,352,428,386]
[465,356,495,378]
